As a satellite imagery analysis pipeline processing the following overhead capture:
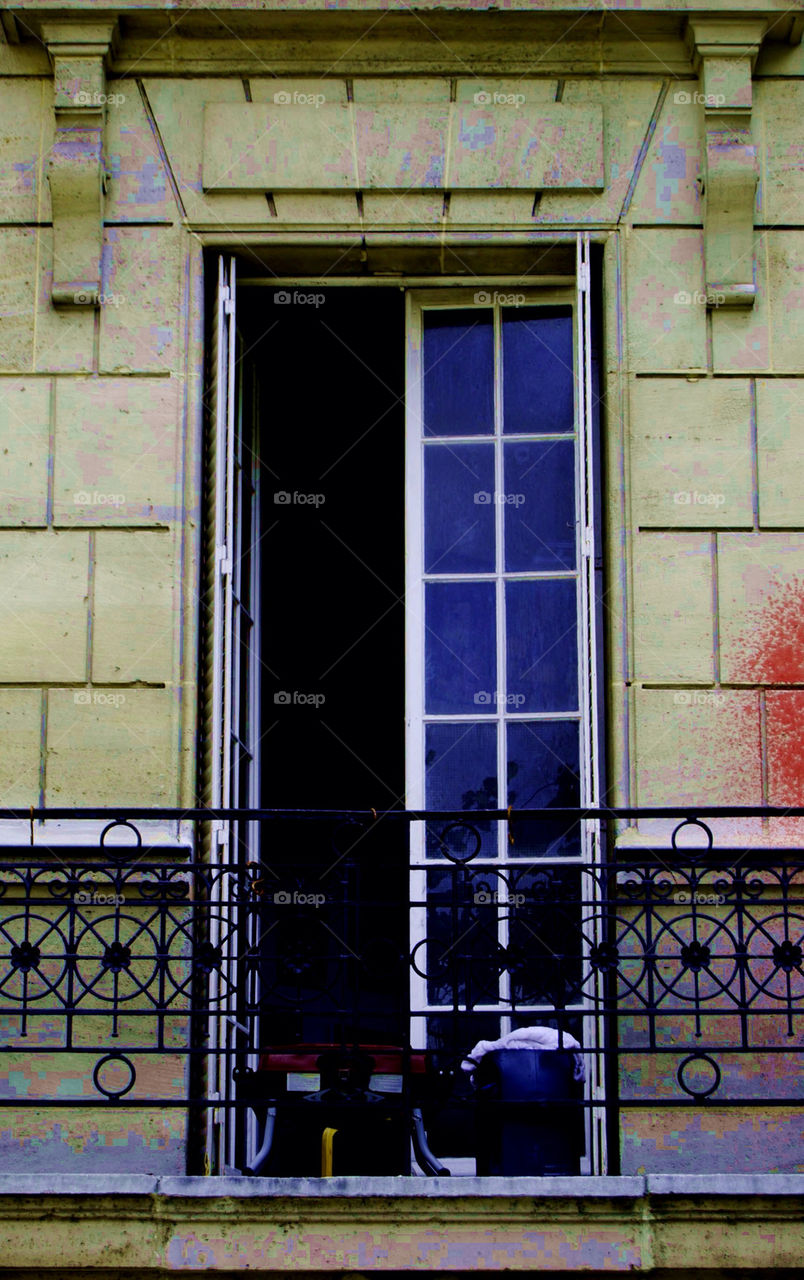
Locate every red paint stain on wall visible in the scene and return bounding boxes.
[730,579,804,808]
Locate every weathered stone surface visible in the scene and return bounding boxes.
[0,228,93,373]
[634,687,762,806]
[756,80,804,227]
[0,531,87,682]
[53,377,179,525]
[0,78,53,224]
[628,81,703,224]
[632,533,714,682]
[142,77,271,225]
[537,78,663,224]
[98,226,184,374]
[756,378,804,526]
[629,377,752,527]
[92,529,176,683]
[626,230,707,371]
[0,379,50,526]
[0,688,41,806]
[104,83,176,223]
[46,686,179,806]
[717,532,804,684]
[712,233,804,373]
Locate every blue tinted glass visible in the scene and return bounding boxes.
[502,306,574,434]
[506,579,578,712]
[507,721,581,856]
[504,440,576,572]
[425,443,495,573]
[425,722,497,858]
[426,581,496,714]
[423,309,494,437]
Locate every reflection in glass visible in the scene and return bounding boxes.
[425,721,497,858]
[425,581,496,714]
[425,443,495,573]
[506,579,578,713]
[504,440,576,572]
[423,310,494,436]
[506,720,581,856]
[502,306,574,434]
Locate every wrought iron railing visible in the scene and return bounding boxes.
[0,807,801,1175]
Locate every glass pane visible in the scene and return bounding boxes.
[502,306,574,434]
[425,721,498,858]
[504,440,576,572]
[423,309,494,436]
[426,581,496,714]
[506,579,578,713]
[506,721,581,856]
[424,443,495,573]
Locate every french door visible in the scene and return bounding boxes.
[207,235,605,1173]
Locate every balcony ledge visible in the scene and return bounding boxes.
[0,1174,801,1276]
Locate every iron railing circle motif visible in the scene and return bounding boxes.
[677,1051,721,1100]
[93,1052,136,1099]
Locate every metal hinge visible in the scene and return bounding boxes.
[581,527,594,558]
[222,285,234,316]
[216,544,232,576]
[578,258,591,292]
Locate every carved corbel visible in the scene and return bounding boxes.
[687,19,766,309]
[41,21,117,307]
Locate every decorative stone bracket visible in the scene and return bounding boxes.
[42,21,117,307]
[687,19,767,309]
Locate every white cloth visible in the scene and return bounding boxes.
[461,1025,586,1083]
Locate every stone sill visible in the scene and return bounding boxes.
[0,1174,802,1275]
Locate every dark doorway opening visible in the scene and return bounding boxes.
[239,285,408,1046]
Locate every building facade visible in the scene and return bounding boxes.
[0,1,802,1274]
